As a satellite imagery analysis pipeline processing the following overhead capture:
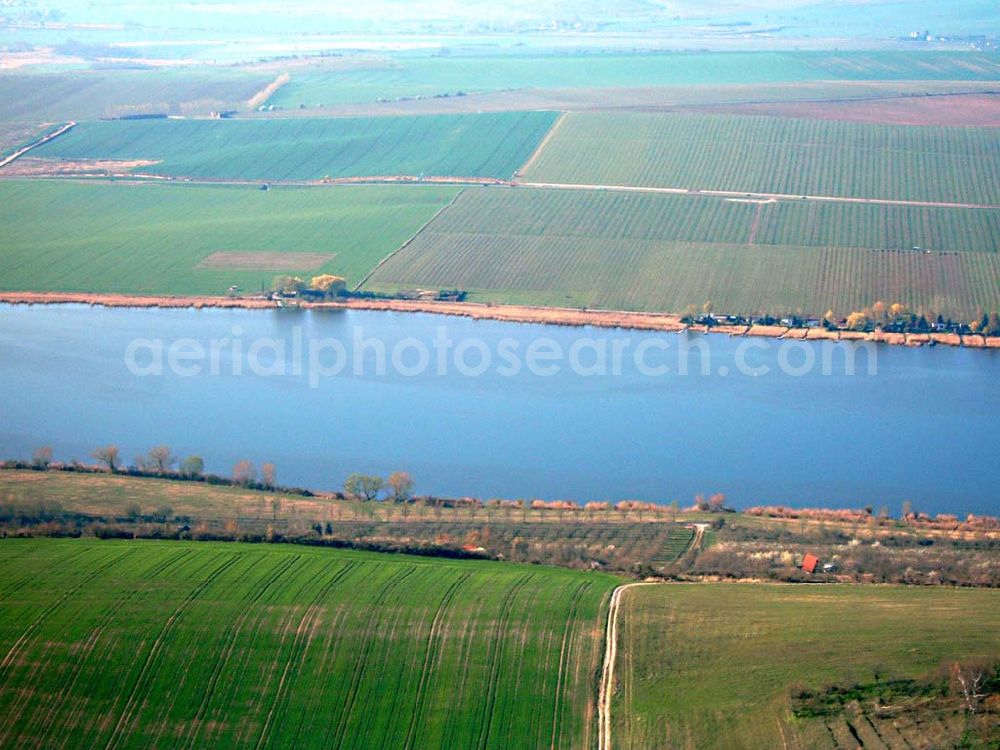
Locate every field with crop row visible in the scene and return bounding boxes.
[366,188,1000,319]
[754,200,1000,252]
[0,539,617,749]
[0,69,271,121]
[522,112,1000,204]
[0,180,457,294]
[31,111,558,181]
[613,584,1000,750]
[267,51,1000,109]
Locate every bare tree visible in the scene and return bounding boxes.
[92,445,121,473]
[951,661,990,714]
[271,496,282,521]
[32,446,53,470]
[387,471,414,503]
[261,462,277,489]
[147,445,176,474]
[233,460,256,486]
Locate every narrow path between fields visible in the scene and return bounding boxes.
[599,528,709,750]
[514,111,567,178]
[690,523,709,553]
[598,582,661,750]
[351,188,466,292]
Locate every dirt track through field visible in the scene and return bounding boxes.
[599,582,661,750]
[248,73,291,110]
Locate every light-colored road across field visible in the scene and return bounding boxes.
[599,528,708,750]
[19,166,995,211]
[598,582,662,750]
[0,122,76,170]
[516,180,1000,211]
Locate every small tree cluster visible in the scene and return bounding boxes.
[343,471,414,502]
[309,275,347,298]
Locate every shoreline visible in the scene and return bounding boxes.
[1,291,997,349]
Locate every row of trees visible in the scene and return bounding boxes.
[842,302,1000,334]
[30,445,284,492]
[29,446,727,521]
[87,444,209,479]
[686,299,1000,336]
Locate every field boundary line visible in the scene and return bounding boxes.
[516,111,568,178]
[598,582,663,750]
[15,169,1000,211]
[515,180,1000,210]
[352,188,466,292]
[0,122,76,170]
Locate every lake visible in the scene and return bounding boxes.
[1,303,998,516]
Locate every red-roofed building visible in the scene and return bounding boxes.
[801,554,820,574]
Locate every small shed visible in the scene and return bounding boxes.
[801,553,820,574]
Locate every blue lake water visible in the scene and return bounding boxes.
[1,304,998,516]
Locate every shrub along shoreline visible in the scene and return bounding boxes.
[2,292,999,348]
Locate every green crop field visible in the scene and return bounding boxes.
[0,69,271,121]
[0,180,457,294]
[613,584,1000,750]
[0,538,618,749]
[754,200,1000,253]
[267,51,1000,109]
[365,187,1000,319]
[30,111,558,181]
[522,112,1000,204]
